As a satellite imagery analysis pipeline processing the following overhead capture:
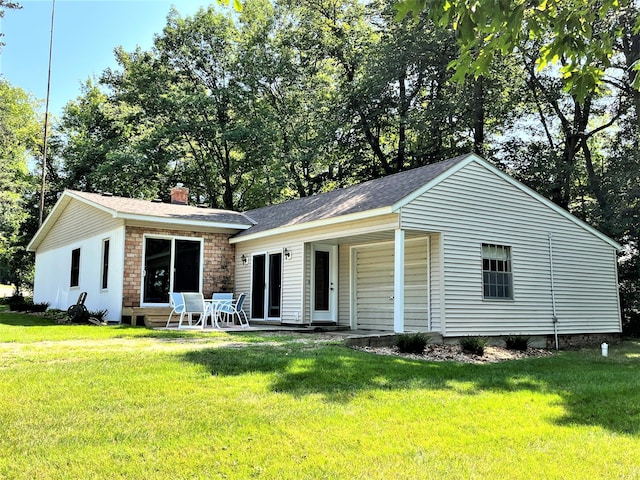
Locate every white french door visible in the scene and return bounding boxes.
[311,244,338,322]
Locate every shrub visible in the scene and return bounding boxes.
[460,336,489,356]
[504,335,530,351]
[7,295,26,311]
[396,333,430,354]
[88,309,108,322]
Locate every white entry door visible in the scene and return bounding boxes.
[311,244,338,322]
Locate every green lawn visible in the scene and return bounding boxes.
[1,312,639,479]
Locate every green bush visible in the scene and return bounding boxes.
[7,295,26,311]
[460,336,489,356]
[504,335,530,351]
[396,333,430,354]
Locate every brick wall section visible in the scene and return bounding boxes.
[122,226,235,308]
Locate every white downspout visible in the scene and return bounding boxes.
[548,233,559,350]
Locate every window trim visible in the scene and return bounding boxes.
[481,243,514,301]
[70,247,81,288]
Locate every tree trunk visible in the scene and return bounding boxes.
[397,69,408,172]
[472,76,485,156]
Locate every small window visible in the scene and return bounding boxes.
[70,248,81,287]
[101,239,110,290]
[482,244,513,300]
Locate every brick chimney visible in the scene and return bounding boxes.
[170,183,189,205]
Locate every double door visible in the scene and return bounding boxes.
[251,252,282,320]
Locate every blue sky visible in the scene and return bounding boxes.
[1,0,216,118]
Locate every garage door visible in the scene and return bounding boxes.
[354,243,395,330]
[354,239,429,330]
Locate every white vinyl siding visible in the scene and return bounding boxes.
[337,244,351,327]
[353,238,431,331]
[37,200,122,252]
[400,160,621,336]
[354,243,394,329]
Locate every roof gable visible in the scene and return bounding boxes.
[237,154,472,238]
[67,190,253,226]
[237,153,620,250]
[28,190,253,251]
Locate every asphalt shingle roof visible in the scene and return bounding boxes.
[70,190,253,226]
[238,154,470,237]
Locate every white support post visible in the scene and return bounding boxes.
[394,229,405,333]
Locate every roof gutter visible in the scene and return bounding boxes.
[117,213,252,231]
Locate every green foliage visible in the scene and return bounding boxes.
[396,332,430,354]
[4,295,48,313]
[504,336,531,351]
[395,0,640,102]
[0,80,39,294]
[217,0,243,11]
[459,336,489,356]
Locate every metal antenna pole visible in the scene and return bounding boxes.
[39,0,56,226]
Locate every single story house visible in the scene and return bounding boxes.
[28,153,622,346]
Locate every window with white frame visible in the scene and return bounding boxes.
[70,248,81,287]
[101,239,110,290]
[482,244,513,300]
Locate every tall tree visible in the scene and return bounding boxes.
[0,80,39,293]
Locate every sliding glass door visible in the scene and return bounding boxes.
[251,252,282,320]
[143,236,202,304]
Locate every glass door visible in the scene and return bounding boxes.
[143,238,171,303]
[267,252,282,318]
[143,237,201,305]
[251,252,282,320]
[251,254,266,319]
[173,239,201,292]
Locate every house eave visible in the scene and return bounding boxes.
[117,213,252,232]
[230,206,394,244]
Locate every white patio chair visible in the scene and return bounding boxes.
[166,292,185,328]
[217,292,249,328]
[178,292,210,329]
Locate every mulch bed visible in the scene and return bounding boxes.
[353,343,555,363]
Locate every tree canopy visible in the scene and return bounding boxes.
[397,0,640,102]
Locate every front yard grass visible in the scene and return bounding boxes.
[1,312,639,479]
